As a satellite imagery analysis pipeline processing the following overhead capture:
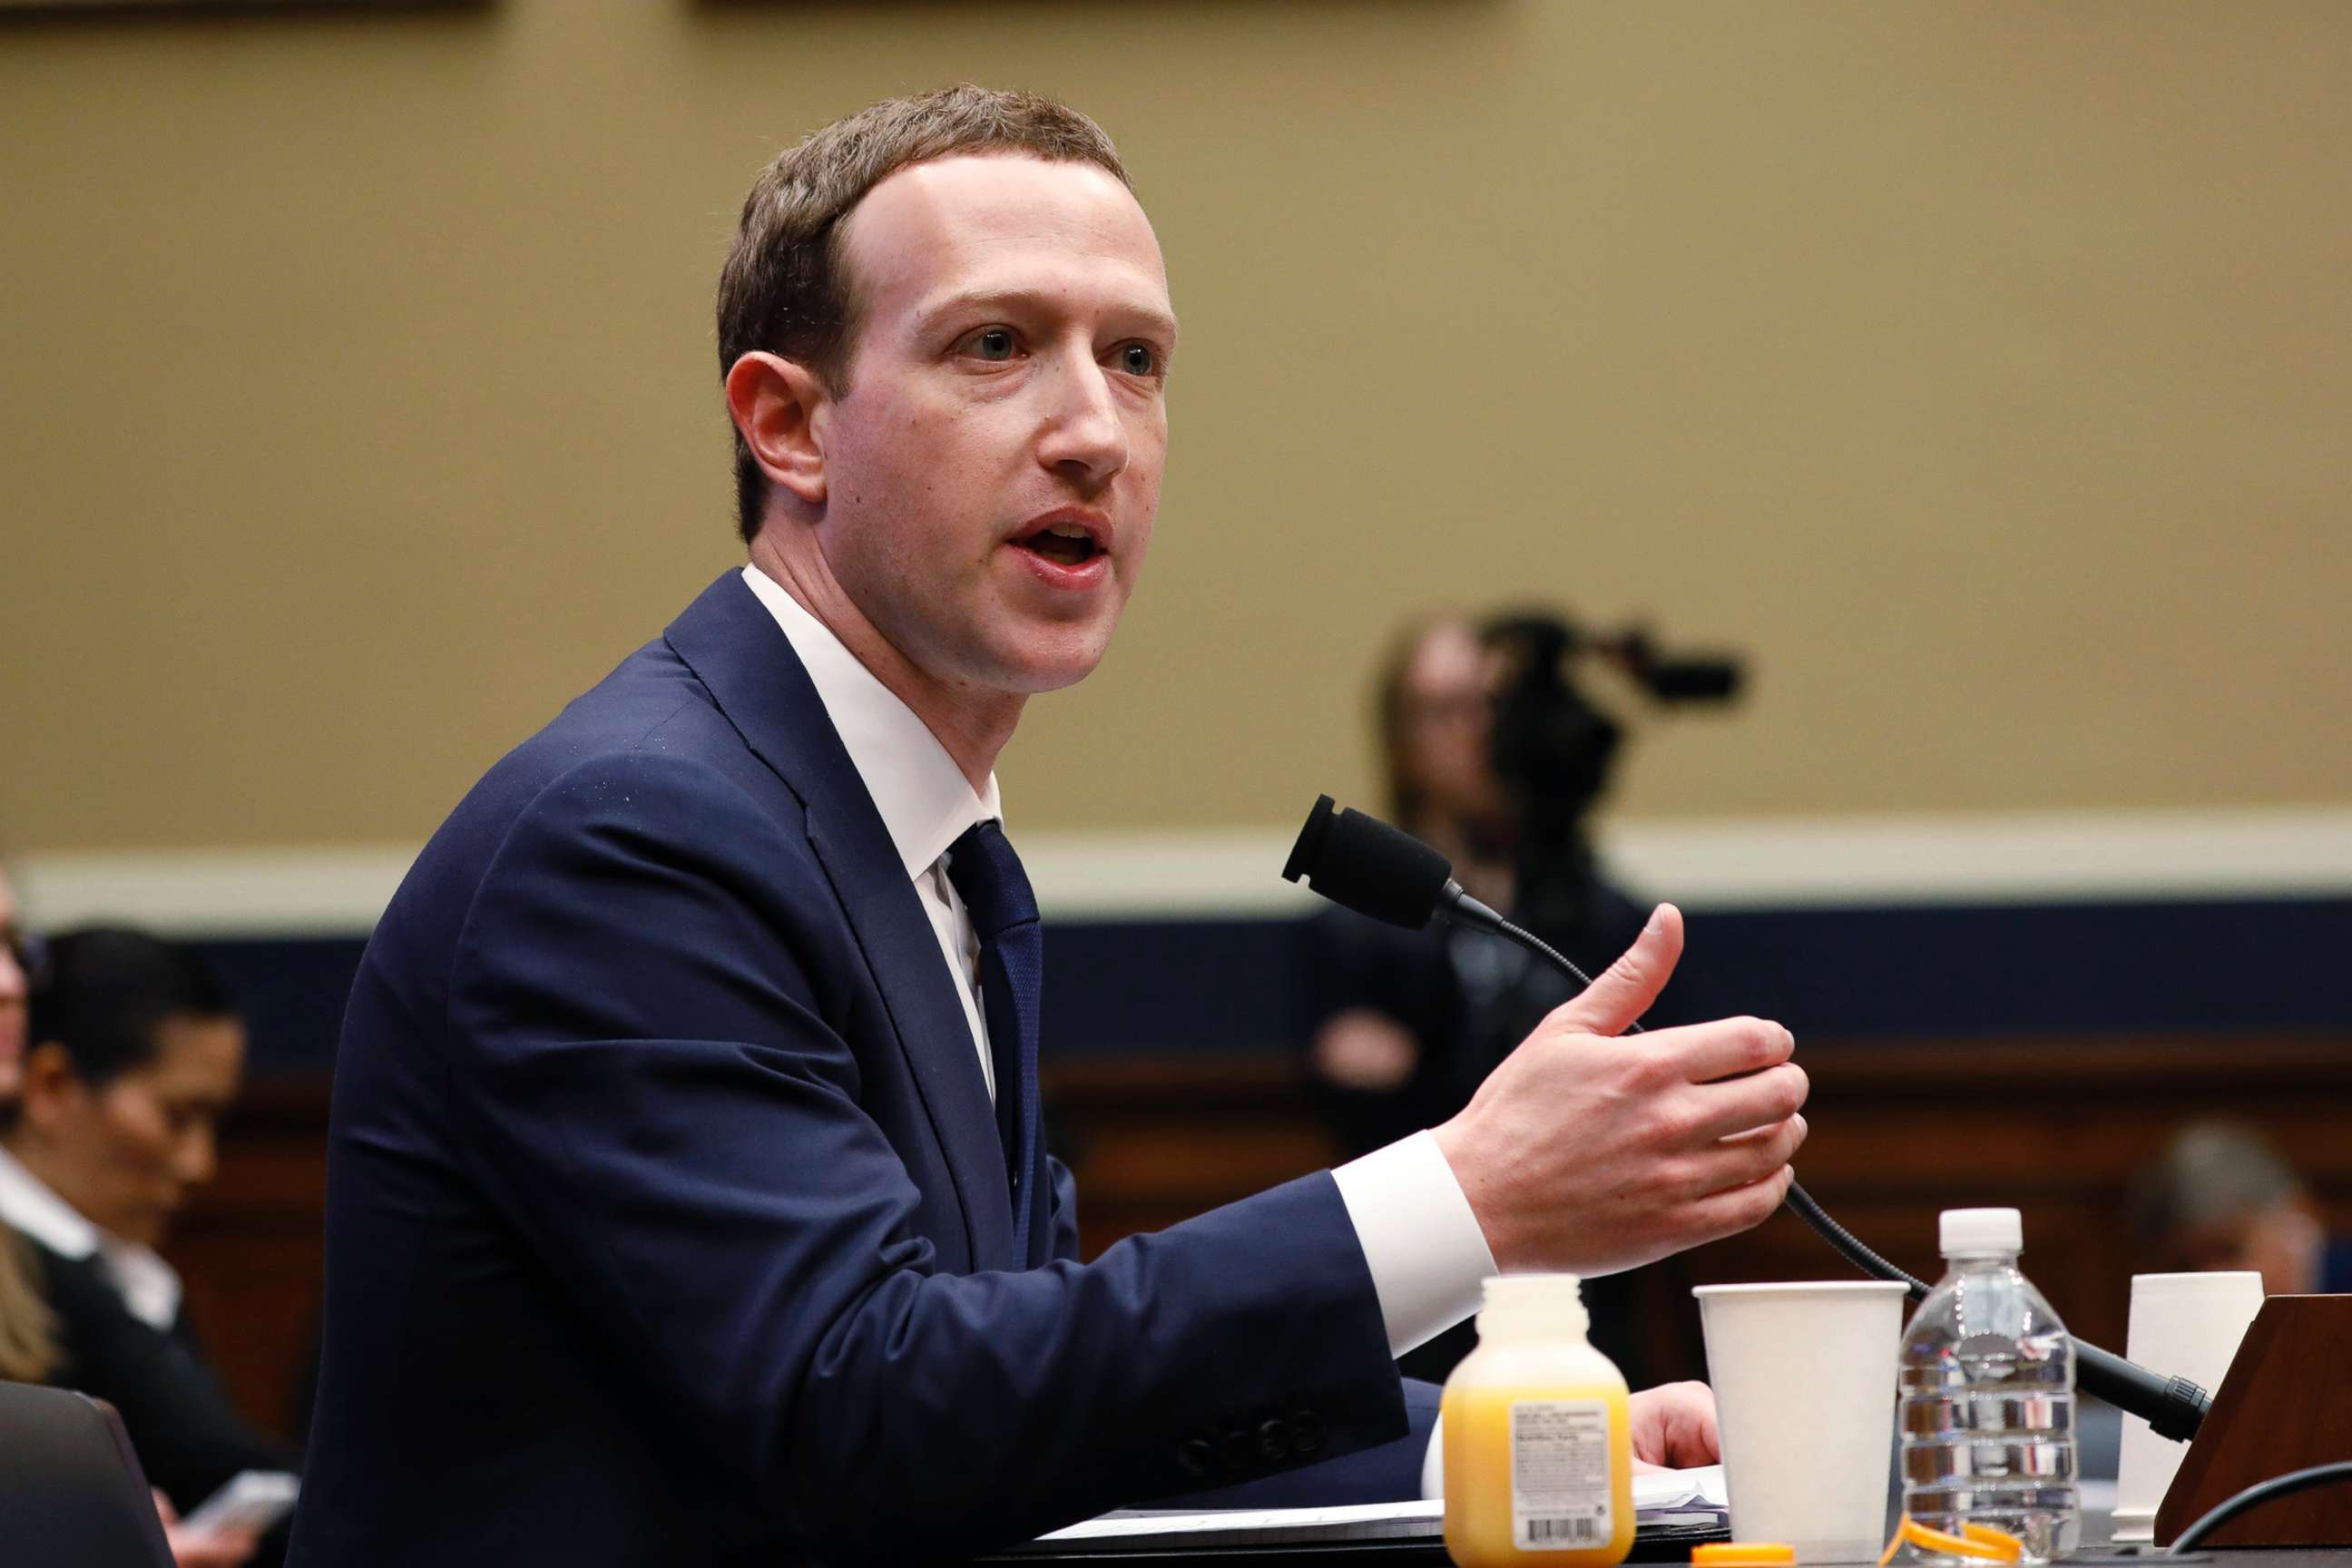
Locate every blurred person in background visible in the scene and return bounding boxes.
[2125,1121,2352,1296]
[1300,614,1677,1386]
[0,865,62,1387]
[1298,615,1495,1152]
[1301,615,1510,1151]
[0,923,287,1563]
[1304,612,1678,1148]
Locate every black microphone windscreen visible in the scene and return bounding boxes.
[1281,795,1453,930]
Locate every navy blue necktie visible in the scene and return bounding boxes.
[946,819,1041,1269]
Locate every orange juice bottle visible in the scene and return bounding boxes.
[1441,1275,1634,1568]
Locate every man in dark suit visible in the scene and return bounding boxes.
[288,86,1808,1566]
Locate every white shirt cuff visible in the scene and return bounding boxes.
[1330,1128,1498,1358]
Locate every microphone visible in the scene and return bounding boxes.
[1281,795,1497,935]
[1281,793,2213,1443]
[1279,794,1577,966]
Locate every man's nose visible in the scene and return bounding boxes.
[1035,356,1128,488]
[176,1124,217,1187]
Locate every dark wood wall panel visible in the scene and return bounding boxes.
[164,1034,2352,1442]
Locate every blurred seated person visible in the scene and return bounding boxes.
[0,883,262,1567]
[0,863,55,1387]
[2125,1121,2352,1295]
[1301,613,1671,1383]
[0,924,290,1559]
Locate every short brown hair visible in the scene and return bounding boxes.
[716,84,1132,544]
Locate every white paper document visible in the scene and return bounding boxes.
[1011,1465,1729,1553]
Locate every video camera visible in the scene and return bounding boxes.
[1478,611,1744,940]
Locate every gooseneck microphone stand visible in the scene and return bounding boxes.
[1282,794,2212,1444]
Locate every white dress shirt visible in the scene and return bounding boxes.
[0,1142,183,1331]
[740,565,1495,1357]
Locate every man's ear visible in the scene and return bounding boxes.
[725,351,832,507]
[16,1041,82,1132]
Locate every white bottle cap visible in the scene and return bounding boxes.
[1940,1207,2024,1256]
[1476,1273,1591,1338]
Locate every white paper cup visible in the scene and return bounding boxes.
[1695,1280,1911,1563]
[2109,1271,2263,1543]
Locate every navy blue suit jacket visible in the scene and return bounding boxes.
[287,573,1433,1567]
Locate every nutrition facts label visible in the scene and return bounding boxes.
[1509,1400,1614,1551]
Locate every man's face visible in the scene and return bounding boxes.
[812,153,1174,696]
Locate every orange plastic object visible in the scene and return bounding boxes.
[1691,1545,1797,1565]
[1876,1514,2024,1564]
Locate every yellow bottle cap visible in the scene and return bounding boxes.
[1692,1546,1796,1566]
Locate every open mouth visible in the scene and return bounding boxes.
[1014,521,1104,569]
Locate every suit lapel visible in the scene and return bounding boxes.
[662,571,1014,1275]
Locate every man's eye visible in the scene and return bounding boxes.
[1118,343,1159,376]
[967,328,1016,361]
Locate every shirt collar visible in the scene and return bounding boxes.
[740,565,1001,878]
[0,1143,181,1330]
[0,1142,98,1259]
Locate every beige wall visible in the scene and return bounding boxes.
[5,0,2347,855]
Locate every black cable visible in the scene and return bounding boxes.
[2169,1461,2352,1553]
[1779,1180,1930,1300]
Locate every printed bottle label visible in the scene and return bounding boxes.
[1509,1399,1614,1551]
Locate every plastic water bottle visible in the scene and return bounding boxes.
[1896,1208,2080,1562]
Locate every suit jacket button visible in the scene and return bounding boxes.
[1220,1426,1255,1473]
[1179,1439,1214,1479]
[1290,1414,1326,1456]
[1258,1418,1291,1461]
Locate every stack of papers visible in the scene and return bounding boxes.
[1007,1465,1730,1553]
[1630,1463,1732,1532]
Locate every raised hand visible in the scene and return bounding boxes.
[1431,905,1807,1276]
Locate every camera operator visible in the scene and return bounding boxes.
[1300,608,1738,1384]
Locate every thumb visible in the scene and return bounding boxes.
[1553,903,1683,1037]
